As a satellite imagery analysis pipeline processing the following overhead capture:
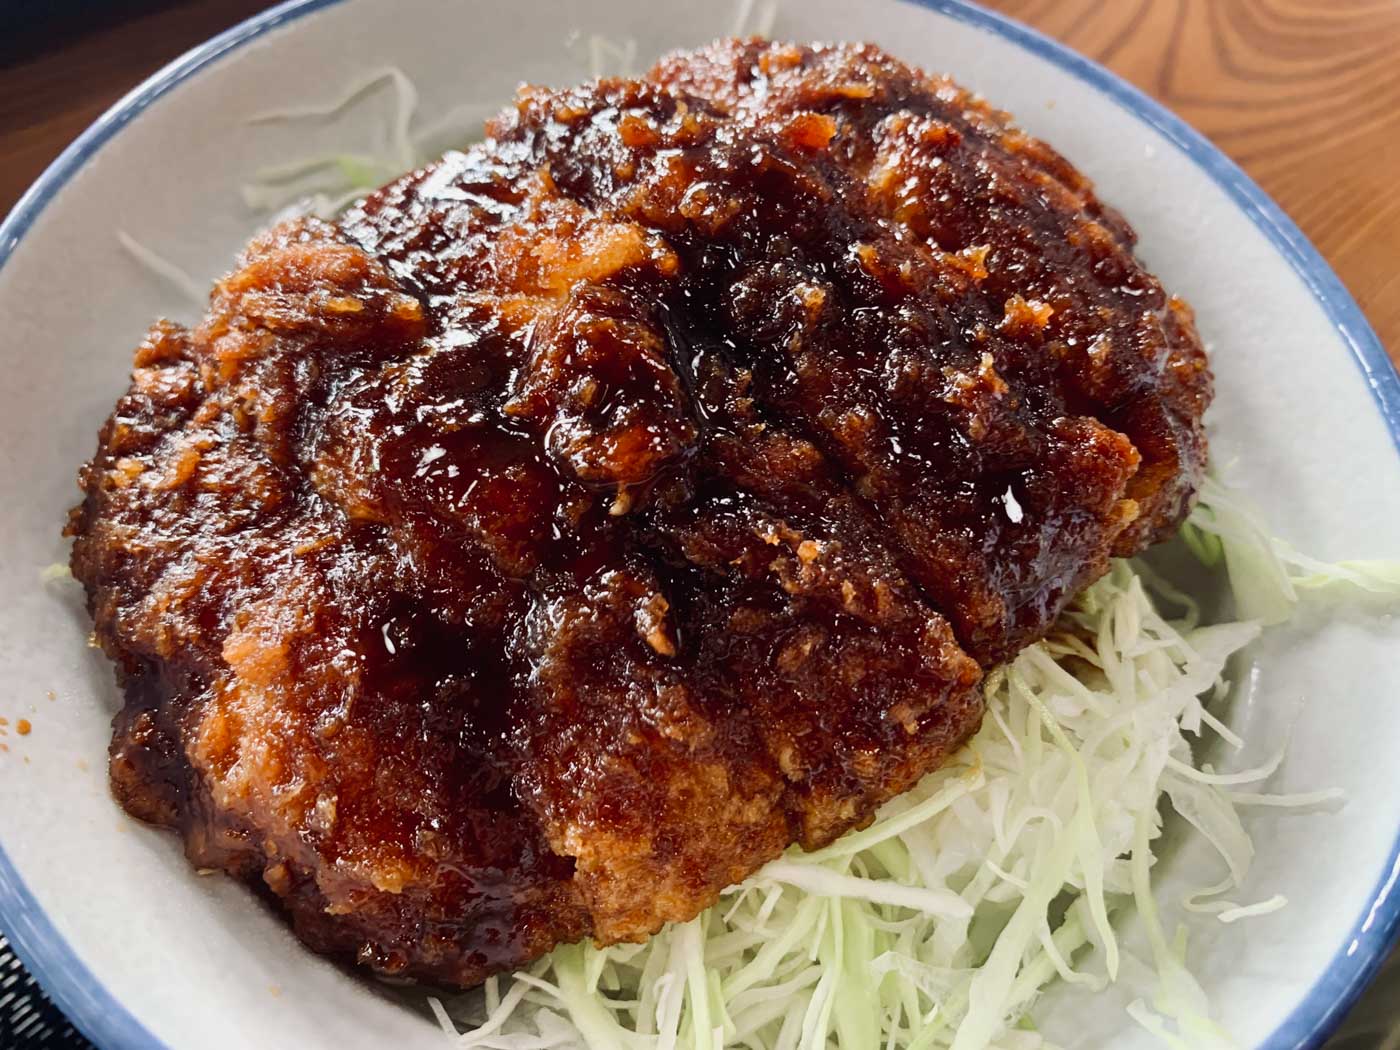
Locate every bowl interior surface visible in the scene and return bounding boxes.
[0,1,1397,1048]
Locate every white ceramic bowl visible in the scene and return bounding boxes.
[1,2,1397,1048]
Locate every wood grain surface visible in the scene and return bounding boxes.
[1,0,1397,368]
[0,0,1396,368]
[988,0,1400,364]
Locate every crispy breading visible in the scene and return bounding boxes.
[68,40,1209,987]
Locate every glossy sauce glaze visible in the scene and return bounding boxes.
[68,39,1209,986]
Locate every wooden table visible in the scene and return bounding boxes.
[0,2,1395,1048]
[1,0,1397,366]
[992,0,1400,362]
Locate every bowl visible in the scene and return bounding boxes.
[1,1,1397,1047]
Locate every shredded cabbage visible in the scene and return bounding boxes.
[239,66,432,218]
[110,24,1400,1047]
[227,58,1396,1047]
[236,25,653,220]
[39,562,73,583]
[116,231,206,308]
[419,481,1397,1049]
[235,3,780,221]
[1185,475,1400,623]
[730,0,780,38]
[568,32,640,79]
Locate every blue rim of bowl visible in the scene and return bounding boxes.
[1,0,1397,1047]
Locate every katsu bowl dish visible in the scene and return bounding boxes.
[2,3,1398,1049]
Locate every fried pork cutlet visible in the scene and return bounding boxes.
[67,39,1210,986]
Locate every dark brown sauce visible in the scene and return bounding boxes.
[67,39,1208,987]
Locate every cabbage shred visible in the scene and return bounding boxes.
[132,30,1400,1048]
[423,483,1398,1049]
